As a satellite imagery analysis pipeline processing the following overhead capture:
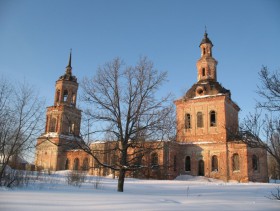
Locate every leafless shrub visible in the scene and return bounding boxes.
[66,171,85,187]
[267,186,280,200]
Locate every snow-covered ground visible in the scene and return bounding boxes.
[0,171,279,211]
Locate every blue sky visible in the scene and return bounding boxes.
[0,0,279,121]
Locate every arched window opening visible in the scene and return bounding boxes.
[71,123,75,134]
[185,156,191,171]
[185,113,191,129]
[73,158,79,171]
[197,112,203,128]
[210,111,217,127]
[151,153,159,169]
[203,48,206,55]
[202,68,206,76]
[173,155,177,172]
[71,93,76,105]
[56,90,60,102]
[49,118,56,132]
[63,90,68,102]
[65,159,69,170]
[211,155,218,172]
[232,153,240,171]
[252,155,259,171]
[82,158,89,171]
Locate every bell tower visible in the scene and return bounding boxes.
[35,51,82,170]
[196,31,218,82]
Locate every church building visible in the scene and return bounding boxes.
[35,33,268,182]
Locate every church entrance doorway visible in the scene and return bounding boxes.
[198,160,204,176]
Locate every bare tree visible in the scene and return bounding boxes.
[78,57,175,192]
[0,78,44,186]
[238,66,280,179]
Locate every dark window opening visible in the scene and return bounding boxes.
[203,48,206,55]
[211,155,218,172]
[73,158,79,171]
[252,155,259,171]
[173,155,177,171]
[82,158,89,171]
[202,68,206,76]
[185,113,191,129]
[151,153,159,169]
[197,112,203,128]
[185,156,191,171]
[210,111,216,127]
[65,159,69,170]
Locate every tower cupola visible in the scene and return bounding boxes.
[196,31,218,82]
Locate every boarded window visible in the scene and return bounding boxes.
[185,156,191,171]
[197,112,203,128]
[232,153,239,171]
[185,113,191,129]
[210,111,216,127]
[211,155,218,171]
[49,118,56,132]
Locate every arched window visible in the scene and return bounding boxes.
[185,113,191,129]
[56,90,60,102]
[82,158,89,171]
[197,112,203,128]
[211,155,218,172]
[232,153,240,171]
[210,111,216,127]
[49,118,56,132]
[173,155,177,171]
[252,155,259,171]
[63,90,68,102]
[65,159,69,170]
[185,156,191,171]
[73,158,79,171]
[151,153,159,168]
[71,93,76,105]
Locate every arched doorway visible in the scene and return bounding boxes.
[198,160,204,176]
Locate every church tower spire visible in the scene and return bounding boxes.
[196,31,218,82]
[66,49,72,75]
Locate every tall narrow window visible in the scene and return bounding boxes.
[73,158,79,171]
[232,153,240,171]
[203,48,206,55]
[82,158,89,171]
[211,155,218,172]
[65,159,69,170]
[210,111,216,127]
[173,155,177,171]
[197,112,203,128]
[185,113,191,129]
[151,153,158,168]
[185,156,191,171]
[252,155,259,171]
[49,118,56,132]
[71,93,76,105]
[202,68,206,76]
[63,90,68,102]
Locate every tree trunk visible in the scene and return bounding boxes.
[117,169,126,192]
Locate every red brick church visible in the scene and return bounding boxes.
[35,32,268,182]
